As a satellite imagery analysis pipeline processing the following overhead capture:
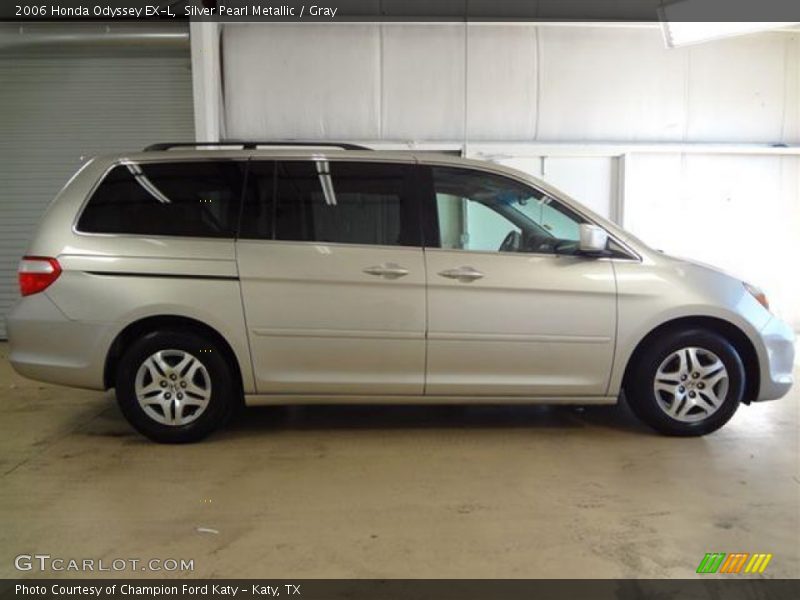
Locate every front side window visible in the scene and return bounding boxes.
[432,167,586,255]
[77,161,245,238]
[240,160,420,247]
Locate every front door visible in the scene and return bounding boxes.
[421,165,617,397]
[237,159,426,395]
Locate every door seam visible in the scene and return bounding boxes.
[604,260,620,397]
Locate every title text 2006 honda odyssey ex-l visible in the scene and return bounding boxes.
[6,142,795,442]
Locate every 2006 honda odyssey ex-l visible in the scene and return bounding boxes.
[6,142,795,442]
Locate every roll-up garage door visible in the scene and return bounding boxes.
[0,45,194,338]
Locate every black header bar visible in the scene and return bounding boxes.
[3,0,800,23]
[2,579,800,600]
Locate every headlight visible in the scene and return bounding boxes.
[743,282,770,311]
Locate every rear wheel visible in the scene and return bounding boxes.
[625,329,745,436]
[115,330,235,443]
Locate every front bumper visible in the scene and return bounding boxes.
[754,316,795,401]
[6,293,110,391]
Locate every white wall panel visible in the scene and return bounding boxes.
[537,27,688,142]
[543,157,616,219]
[221,24,799,144]
[223,24,381,140]
[381,25,465,140]
[622,153,683,244]
[784,35,800,143]
[465,26,537,140]
[624,153,800,328]
[686,35,791,142]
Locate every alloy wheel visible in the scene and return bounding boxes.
[653,346,729,423]
[134,349,212,426]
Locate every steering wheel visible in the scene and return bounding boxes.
[499,230,522,253]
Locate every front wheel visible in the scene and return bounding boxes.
[115,330,235,443]
[625,329,745,436]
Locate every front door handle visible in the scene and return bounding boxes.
[438,266,485,282]
[363,262,410,279]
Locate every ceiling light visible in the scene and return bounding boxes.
[659,0,798,47]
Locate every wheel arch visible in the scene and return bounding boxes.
[621,316,760,404]
[104,315,244,398]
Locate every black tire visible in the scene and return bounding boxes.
[115,330,235,443]
[625,328,745,436]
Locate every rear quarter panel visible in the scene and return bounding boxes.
[22,156,255,393]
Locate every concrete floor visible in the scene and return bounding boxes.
[0,341,798,579]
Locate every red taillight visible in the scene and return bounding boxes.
[18,256,62,297]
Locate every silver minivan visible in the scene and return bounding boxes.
[6,142,795,442]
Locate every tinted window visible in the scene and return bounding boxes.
[78,161,245,238]
[239,161,420,247]
[432,167,586,255]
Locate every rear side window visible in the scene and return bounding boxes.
[239,160,420,247]
[77,161,246,238]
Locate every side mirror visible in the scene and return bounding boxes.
[579,224,609,254]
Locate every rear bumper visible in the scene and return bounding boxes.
[754,316,795,401]
[6,293,110,390]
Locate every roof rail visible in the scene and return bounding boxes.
[144,141,372,151]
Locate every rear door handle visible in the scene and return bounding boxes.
[363,262,410,279]
[438,266,485,282]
